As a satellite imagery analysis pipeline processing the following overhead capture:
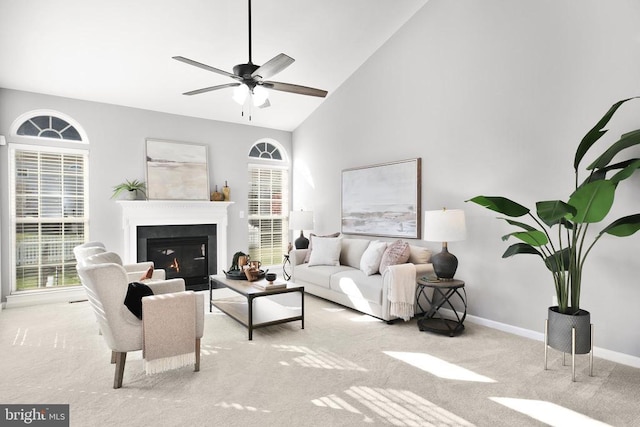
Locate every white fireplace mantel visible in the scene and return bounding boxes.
[117,200,233,273]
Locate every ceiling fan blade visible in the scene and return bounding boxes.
[182,83,240,96]
[251,53,295,81]
[263,81,328,98]
[173,56,240,80]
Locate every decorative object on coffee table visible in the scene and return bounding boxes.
[423,208,466,280]
[265,272,277,283]
[290,210,314,249]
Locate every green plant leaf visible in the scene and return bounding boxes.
[574,97,637,170]
[466,196,529,217]
[502,243,543,258]
[536,200,576,227]
[567,180,615,223]
[600,214,640,237]
[500,218,537,231]
[587,129,640,170]
[610,159,640,184]
[502,230,548,246]
[544,247,572,272]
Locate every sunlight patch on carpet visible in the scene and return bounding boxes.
[490,397,612,427]
[273,345,367,371]
[322,307,346,312]
[313,386,474,426]
[215,402,270,413]
[384,351,496,383]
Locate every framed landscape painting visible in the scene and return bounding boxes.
[341,158,421,238]
[145,139,210,200]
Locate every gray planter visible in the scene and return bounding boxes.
[547,306,591,354]
[545,306,593,381]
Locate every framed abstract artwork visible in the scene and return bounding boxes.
[145,139,210,200]
[341,158,422,238]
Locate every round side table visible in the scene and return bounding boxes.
[282,254,292,280]
[416,278,467,337]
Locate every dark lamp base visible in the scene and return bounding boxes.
[431,246,458,280]
[294,232,309,249]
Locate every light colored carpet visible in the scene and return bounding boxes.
[1,291,639,426]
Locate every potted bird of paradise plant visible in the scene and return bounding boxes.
[467,97,640,377]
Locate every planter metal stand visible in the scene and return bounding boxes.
[544,307,594,382]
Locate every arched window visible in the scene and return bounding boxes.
[247,139,289,266]
[9,111,89,292]
[249,141,284,160]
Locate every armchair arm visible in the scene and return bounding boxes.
[289,249,308,266]
[145,278,186,294]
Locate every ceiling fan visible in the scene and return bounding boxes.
[173,0,328,109]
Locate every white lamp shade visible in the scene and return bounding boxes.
[252,86,269,107]
[423,209,466,242]
[289,210,314,231]
[232,84,249,105]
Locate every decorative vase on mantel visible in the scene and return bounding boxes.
[222,181,230,201]
[210,185,224,201]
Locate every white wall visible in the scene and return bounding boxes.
[293,0,640,357]
[0,88,292,299]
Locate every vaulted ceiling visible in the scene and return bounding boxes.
[0,0,428,131]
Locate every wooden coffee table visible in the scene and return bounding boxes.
[209,275,304,340]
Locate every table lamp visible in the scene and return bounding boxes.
[423,208,466,280]
[289,210,314,249]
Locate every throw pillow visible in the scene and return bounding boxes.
[140,265,154,281]
[360,240,388,276]
[340,238,372,269]
[303,232,341,263]
[124,282,154,320]
[408,245,432,264]
[379,240,411,273]
[307,236,342,267]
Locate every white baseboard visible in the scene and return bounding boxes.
[440,308,640,369]
[5,286,87,309]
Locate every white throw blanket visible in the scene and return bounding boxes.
[142,292,196,375]
[386,263,417,321]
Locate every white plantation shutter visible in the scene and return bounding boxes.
[247,165,289,265]
[11,145,88,290]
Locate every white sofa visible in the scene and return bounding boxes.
[290,237,435,322]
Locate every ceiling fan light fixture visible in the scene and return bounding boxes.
[233,84,249,105]
[252,85,269,107]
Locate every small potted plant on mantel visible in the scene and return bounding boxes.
[467,97,640,379]
[111,179,147,200]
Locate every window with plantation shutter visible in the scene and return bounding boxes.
[10,144,88,291]
[248,141,289,266]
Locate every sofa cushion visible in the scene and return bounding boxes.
[308,236,342,266]
[330,269,383,304]
[408,245,432,265]
[340,238,371,269]
[304,232,341,263]
[294,264,353,289]
[360,240,388,276]
[379,240,410,273]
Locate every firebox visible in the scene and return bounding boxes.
[137,224,216,291]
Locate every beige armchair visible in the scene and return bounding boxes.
[77,263,204,388]
[73,242,165,281]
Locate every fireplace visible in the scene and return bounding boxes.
[137,224,216,291]
[117,200,233,291]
